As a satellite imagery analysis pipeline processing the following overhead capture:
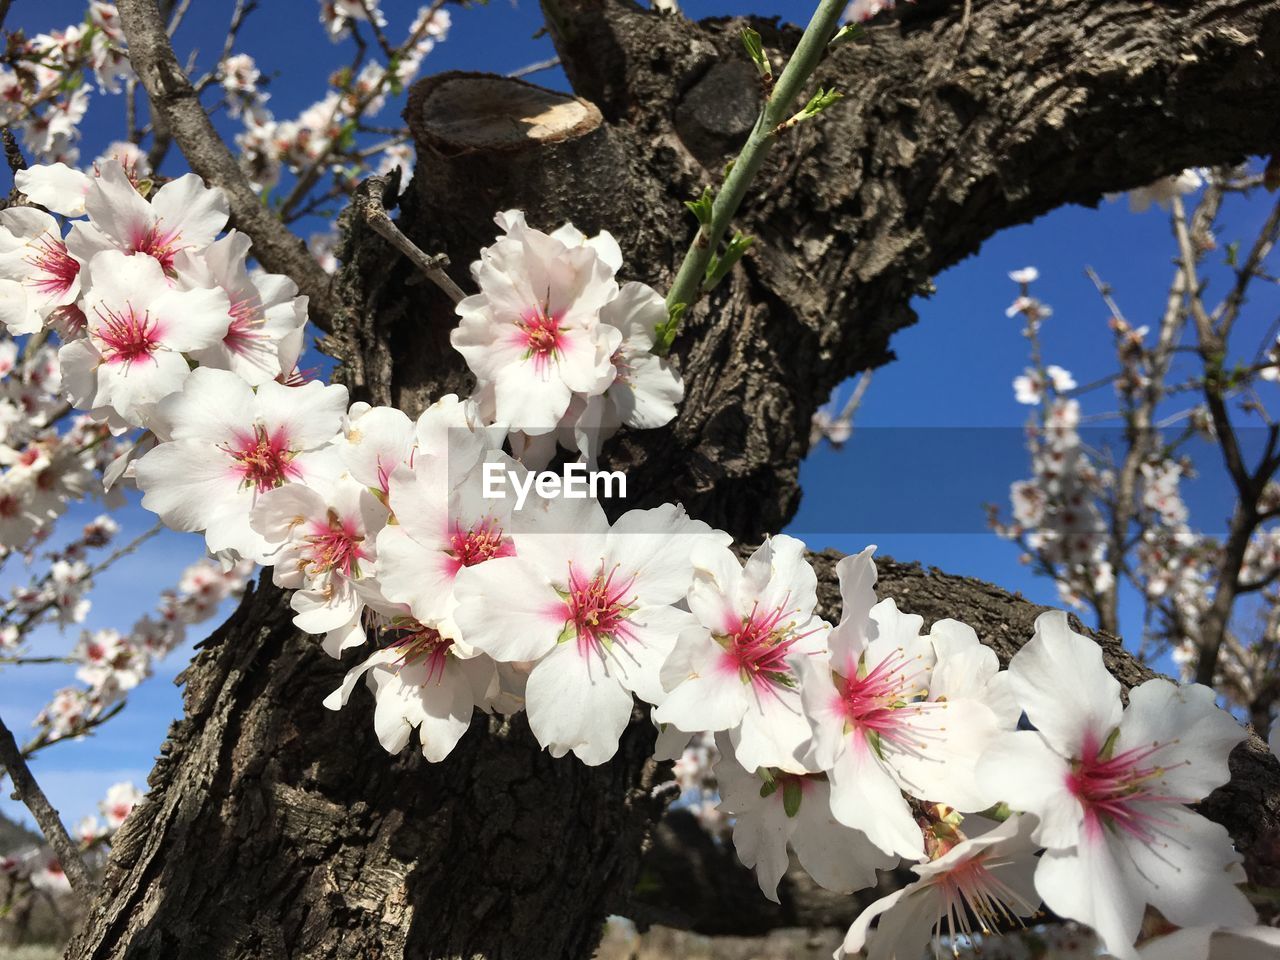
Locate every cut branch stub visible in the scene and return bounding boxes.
[382,72,677,421]
[407,72,604,155]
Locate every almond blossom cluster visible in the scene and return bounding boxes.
[991,267,1280,714]
[28,557,252,746]
[2,780,142,907]
[233,4,450,193]
[0,332,126,556]
[4,155,1262,958]
[990,284,1113,609]
[0,3,131,164]
[452,211,683,466]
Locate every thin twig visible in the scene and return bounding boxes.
[354,177,465,304]
[0,713,93,891]
[116,0,340,333]
[507,57,562,80]
[165,0,193,36]
[664,0,847,340]
[358,0,396,59]
[1213,195,1280,338]
[837,369,873,423]
[279,0,447,223]
[23,700,127,760]
[2,522,164,632]
[221,0,255,63]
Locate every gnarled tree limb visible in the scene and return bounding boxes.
[68,2,1280,957]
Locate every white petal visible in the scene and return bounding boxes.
[524,640,634,765]
[791,778,894,895]
[976,730,1081,849]
[1117,679,1246,801]
[1008,610,1122,757]
[732,681,813,774]
[827,732,924,859]
[451,557,561,662]
[1035,839,1143,960]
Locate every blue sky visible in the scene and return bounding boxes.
[3,0,1274,830]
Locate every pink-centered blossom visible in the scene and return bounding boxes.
[0,206,81,334]
[252,476,388,657]
[66,160,229,277]
[339,402,415,497]
[179,231,309,386]
[135,367,347,561]
[655,535,830,774]
[451,211,621,437]
[797,548,1004,859]
[454,498,729,765]
[59,250,231,432]
[553,280,684,465]
[100,781,142,830]
[838,814,1041,960]
[323,616,500,762]
[976,611,1254,960]
[377,454,518,639]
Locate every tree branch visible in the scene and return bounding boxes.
[115,0,341,334]
[352,175,466,304]
[0,713,93,892]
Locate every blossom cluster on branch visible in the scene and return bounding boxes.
[989,168,1280,729]
[0,0,449,245]
[0,3,131,165]
[233,4,449,200]
[1,779,140,906]
[1,147,1272,958]
[29,556,252,749]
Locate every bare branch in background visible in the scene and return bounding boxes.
[508,57,562,80]
[115,0,341,333]
[165,0,192,37]
[0,713,93,892]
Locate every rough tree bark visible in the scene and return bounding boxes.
[69,1,1280,958]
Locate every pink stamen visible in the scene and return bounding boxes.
[446,517,514,572]
[386,621,453,685]
[222,296,266,356]
[302,508,367,578]
[562,562,637,655]
[720,598,815,694]
[1066,729,1189,842]
[516,304,566,375]
[131,221,184,273]
[94,302,161,366]
[837,648,932,746]
[25,235,79,297]
[225,424,299,493]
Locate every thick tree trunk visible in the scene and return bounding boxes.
[70,1,1280,957]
